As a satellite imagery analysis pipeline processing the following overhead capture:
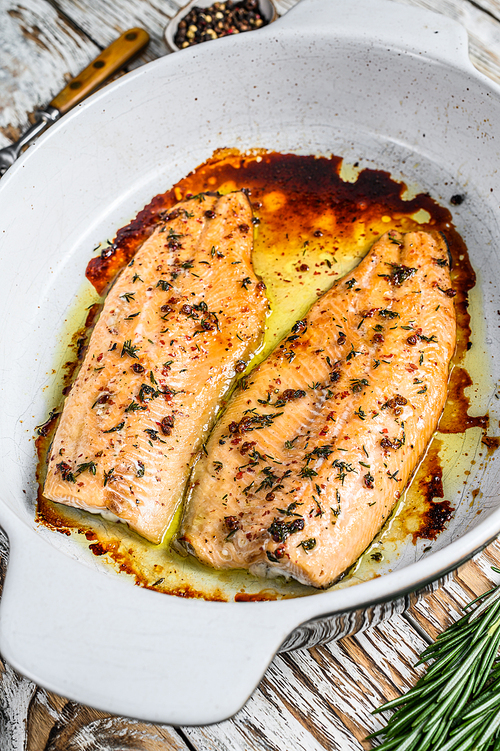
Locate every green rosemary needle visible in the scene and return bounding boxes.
[371,568,500,751]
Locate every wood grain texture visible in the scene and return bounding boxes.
[399,0,500,83]
[0,0,100,145]
[0,0,499,749]
[50,0,182,62]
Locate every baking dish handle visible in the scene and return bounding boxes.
[275,0,472,72]
[0,518,298,725]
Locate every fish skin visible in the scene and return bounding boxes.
[179,231,457,588]
[44,191,268,544]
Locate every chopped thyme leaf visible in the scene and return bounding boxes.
[136,461,145,478]
[124,312,140,320]
[298,538,317,552]
[346,345,363,361]
[125,401,146,413]
[75,461,97,476]
[384,263,417,286]
[213,461,223,472]
[305,445,334,461]
[168,228,183,242]
[346,279,357,289]
[149,371,158,386]
[378,309,400,319]
[363,445,369,458]
[56,462,75,482]
[387,469,401,481]
[299,466,318,479]
[350,378,369,393]
[312,496,323,517]
[268,517,305,543]
[138,383,165,402]
[121,340,140,359]
[276,501,302,517]
[284,436,300,449]
[120,292,135,303]
[144,428,164,442]
[132,274,143,283]
[103,421,125,433]
[103,468,114,486]
[419,353,424,365]
[419,333,438,343]
[156,280,172,291]
[332,459,357,484]
[241,277,252,290]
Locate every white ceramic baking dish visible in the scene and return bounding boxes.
[0,0,499,726]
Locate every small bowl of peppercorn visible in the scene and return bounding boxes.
[164,0,277,52]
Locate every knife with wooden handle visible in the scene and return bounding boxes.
[0,28,150,175]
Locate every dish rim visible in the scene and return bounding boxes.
[0,0,499,724]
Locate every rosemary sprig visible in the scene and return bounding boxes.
[371,568,500,751]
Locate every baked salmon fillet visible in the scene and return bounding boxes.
[44,191,268,543]
[178,230,456,587]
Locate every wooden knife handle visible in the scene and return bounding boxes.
[49,28,150,115]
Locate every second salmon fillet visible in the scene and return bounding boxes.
[178,231,456,587]
[44,191,268,543]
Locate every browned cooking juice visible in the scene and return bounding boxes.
[36,151,484,600]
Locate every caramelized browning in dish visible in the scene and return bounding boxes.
[44,191,268,543]
[178,231,456,587]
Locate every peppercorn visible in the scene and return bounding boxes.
[173,0,270,49]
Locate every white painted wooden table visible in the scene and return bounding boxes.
[1,0,500,748]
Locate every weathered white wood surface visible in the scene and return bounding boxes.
[0,0,500,749]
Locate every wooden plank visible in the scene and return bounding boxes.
[0,0,294,150]
[183,614,429,751]
[24,687,191,751]
[398,0,500,84]
[0,659,192,751]
[0,0,100,146]
[182,546,500,751]
[51,0,182,63]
